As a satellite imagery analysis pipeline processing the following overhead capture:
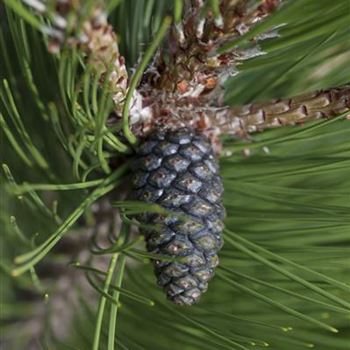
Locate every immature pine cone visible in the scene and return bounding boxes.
[132,129,225,305]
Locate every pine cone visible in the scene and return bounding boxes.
[132,129,225,305]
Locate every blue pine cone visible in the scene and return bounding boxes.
[132,129,224,305]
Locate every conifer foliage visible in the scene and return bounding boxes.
[1,1,349,349]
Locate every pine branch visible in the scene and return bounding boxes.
[214,84,350,136]
[130,0,350,152]
[17,0,350,146]
[131,84,350,154]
